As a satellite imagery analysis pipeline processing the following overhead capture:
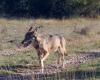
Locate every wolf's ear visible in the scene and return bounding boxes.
[28,26,33,32]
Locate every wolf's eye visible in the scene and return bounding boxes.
[32,37,35,40]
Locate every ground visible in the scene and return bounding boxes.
[0,18,100,80]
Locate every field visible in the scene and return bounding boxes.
[0,18,100,80]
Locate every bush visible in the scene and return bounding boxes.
[80,27,90,35]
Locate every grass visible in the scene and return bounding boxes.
[0,70,16,74]
[0,50,38,66]
[0,17,100,62]
[0,18,100,80]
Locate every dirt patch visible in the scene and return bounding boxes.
[0,50,99,75]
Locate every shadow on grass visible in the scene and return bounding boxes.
[79,51,100,58]
[0,69,99,80]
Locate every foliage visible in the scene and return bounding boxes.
[0,0,100,18]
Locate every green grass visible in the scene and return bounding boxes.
[67,40,100,54]
[0,50,38,66]
[79,59,100,70]
[0,70,16,74]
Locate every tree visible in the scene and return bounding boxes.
[0,0,99,18]
[51,0,73,18]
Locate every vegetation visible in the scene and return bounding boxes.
[0,0,100,79]
[0,0,100,18]
[0,18,100,79]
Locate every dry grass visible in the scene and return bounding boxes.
[0,18,100,75]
